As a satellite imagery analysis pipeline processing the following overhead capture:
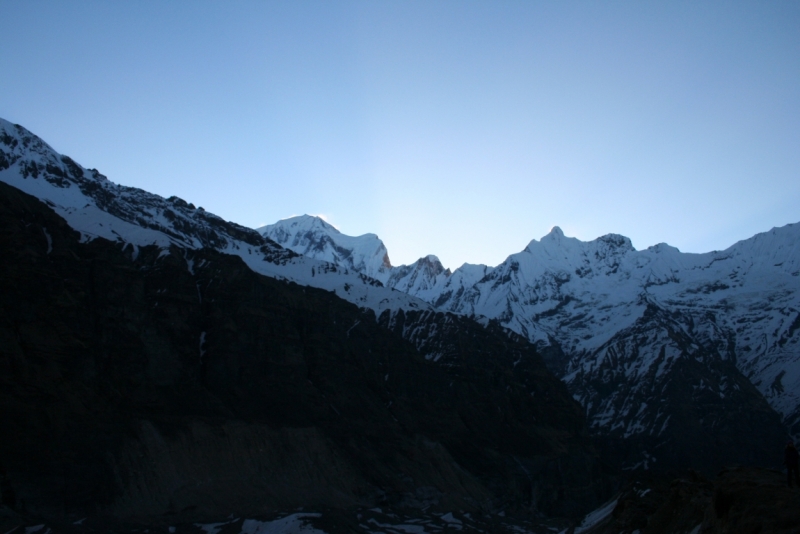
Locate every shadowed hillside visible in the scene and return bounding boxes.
[0,182,608,527]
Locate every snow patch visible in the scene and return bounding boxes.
[572,497,618,533]
[239,514,324,534]
[41,227,52,254]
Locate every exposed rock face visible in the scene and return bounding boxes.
[0,183,606,524]
[571,300,787,474]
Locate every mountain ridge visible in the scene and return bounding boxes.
[255,212,800,452]
[0,179,610,523]
[0,116,794,477]
[0,118,438,318]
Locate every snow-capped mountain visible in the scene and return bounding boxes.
[0,169,607,523]
[0,118,433,316]
[258,215,393,283]
[256,213,800,456]
[260,215,453,298]
[1,116,794,473]
[437,224,800,442]
[259,216,453,298]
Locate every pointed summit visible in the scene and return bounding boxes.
[386,254,450,295]
[540,226,567,244]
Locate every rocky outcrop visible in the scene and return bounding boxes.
[0,182,606,525]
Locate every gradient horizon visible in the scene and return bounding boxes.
[2,1,798,268]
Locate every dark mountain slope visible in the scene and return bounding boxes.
[261,211,800,455]
[0,182,606,525]
[569,300,787,474]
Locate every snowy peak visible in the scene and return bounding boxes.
[258,215,393,283]
[646,242,681,254]
[0,118,438,317]
[546,225,564,239]
[257,215,454,294]
[725,222,800,274]
[515,227,636,282]
[0,119,58,161]
[268,214,339,237]
[525,226,582,258]
[528,227,634,255]
[0,118,286,258]
[386,254,451,296]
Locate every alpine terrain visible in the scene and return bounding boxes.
[261,214,800,471]
[0,119,608,530]
[0,117,795,533]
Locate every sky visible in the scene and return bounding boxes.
[1,1,799,269]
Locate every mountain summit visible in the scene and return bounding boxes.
[257,211,800,466]
[258,215,393,283]
[258,215,452,295]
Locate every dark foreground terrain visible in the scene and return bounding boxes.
[587,466,800,534]
[3,467,800,533]
[0,182,609,527]
[1,178,797,533]
[1,503,571,534]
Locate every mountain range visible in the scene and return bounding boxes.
[0,116,797,530]
[260,213,800,460]
[0,118,610,529]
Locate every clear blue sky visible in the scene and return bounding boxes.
[2,1,799,268]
